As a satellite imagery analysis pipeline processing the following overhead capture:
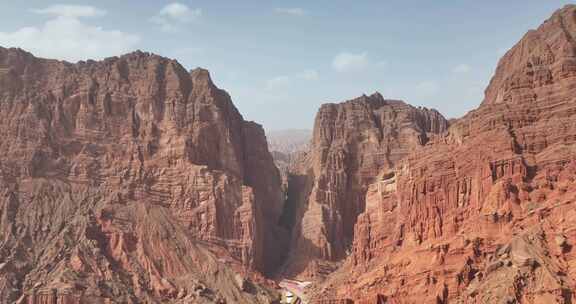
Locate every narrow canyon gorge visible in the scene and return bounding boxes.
[2,4,576,304]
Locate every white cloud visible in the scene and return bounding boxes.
[415,81,439,96]
[452,64,471,74]
[32,4,106,18]
[274,8,307,16]
[299,69,319,81]
[266,75,292,90]
[266,69,319,90]
[0,6,140,63]
[332,52,369,72]
[151,3,201,32]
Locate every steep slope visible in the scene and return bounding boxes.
[0,48,285,303]
[313,4,576,303]
[281,93,448,279]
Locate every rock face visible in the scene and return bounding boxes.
[282,93,448,279]
[0,48,285,303]
[5,4,576,304]
[312,5,576,303]
[267,129,311,196]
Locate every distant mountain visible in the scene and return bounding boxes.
[266,129,311,154]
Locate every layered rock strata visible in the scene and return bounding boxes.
[0,48,285,303]
[312,4,576,303]
[282,94,448,279]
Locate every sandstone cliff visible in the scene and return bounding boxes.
[267,129,311,198]
[5,3,576,304]
[281,93,448,279]
[0,48,285,303]
[312,4,576,303]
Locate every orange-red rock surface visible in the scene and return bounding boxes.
[310,4,576,303]
[0,48,285,303]
[267,129,311,195]
[281,93,448,279]
[5,4,576,304]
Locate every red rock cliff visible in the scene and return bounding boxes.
[0,48,284,303]
[313,4,576,303]
[282,93,448,279]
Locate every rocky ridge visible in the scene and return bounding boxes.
[0,47,285,303]
[309,4,576,303]
[281,93,448,279]
[3,4,576,304]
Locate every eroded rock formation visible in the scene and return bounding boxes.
[282,94,448,279]
[267,129,311,195]
[312,4,576,303]
[0,48,285,303]
[4,3,576,304]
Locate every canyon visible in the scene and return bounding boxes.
[2,4,576,304]
[280,94,448,280]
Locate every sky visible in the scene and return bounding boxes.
[0,1,574,130]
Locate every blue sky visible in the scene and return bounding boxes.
[0,1,573,130]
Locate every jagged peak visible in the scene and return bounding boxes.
[550,4,576,19]
[369,91,384,100]
[0,46,214,94]
[481,4,576,106]
[190,67,214,86]
[0,45,188,71]
[115,49,176,63]
[317,91,445,117]
[320,92,388,109]
[75,49,182,69]
[0,46,36,61]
